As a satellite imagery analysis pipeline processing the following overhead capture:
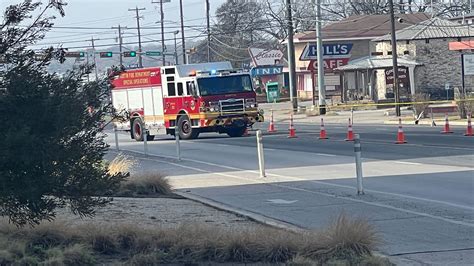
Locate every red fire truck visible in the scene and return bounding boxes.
[110,62,264,141]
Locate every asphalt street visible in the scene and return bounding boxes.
[106,121,474,265]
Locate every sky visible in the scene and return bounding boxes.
[1,0,227,50]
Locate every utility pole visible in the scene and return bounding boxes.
[316,0,326,115]
[90,37,99,81]
[129,7,145,68]
[388,0,401,116]
[173,30,179,65]
[179,0,186,64]
[112,25,126,66]
[160,0,166,65]
[206,0,211,62]
[286,0,298,112]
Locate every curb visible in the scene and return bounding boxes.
[174,191,305,234]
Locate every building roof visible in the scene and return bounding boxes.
[294,13,430,42]
[336,56,422,71]
[449,12,474,21]
[374,17,474,41]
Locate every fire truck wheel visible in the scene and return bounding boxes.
[132,118,144,141]
[177,115,199,140]
[227,127,246,137]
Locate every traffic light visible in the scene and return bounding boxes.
[65,51,85,58]
[99,52,113,58]
[123,51,137,57]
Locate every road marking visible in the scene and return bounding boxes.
[392,161,423,166]
[316,153,337,157]
[116,149,474,226]
[216,144,231,147]
[267,199,298,204]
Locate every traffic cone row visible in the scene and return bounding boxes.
[268,109,276,133]
[441,113,453,134]
[288,114,297,138]
[465,113,473,136]
[395,118,407,144]
[278,113,472,142]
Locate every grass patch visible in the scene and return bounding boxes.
[116,173,172,197]
[0,213,389,265]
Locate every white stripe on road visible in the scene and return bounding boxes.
[392,161,423,166]
[117,149,474,226]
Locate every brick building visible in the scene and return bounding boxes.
[369,17,474,100]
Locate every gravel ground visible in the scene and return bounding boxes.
[54,197,260,229]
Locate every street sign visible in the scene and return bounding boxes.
[145,51,162,56]
[300,43,353,61]
[251,66,283,77]
[445,83,450,91]
[307,58,350,72]
[248,48,284,67]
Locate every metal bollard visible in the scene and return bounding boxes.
[354,134,364,195]
[175,124,181,161]
[114,125,120,151]
[351,107,354,124]
[143,127,148,156]
[256,130,266,178]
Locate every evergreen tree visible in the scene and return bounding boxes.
[0,1,126,226]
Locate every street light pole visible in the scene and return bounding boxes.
[388,0,401,117]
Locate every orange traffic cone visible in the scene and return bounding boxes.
[441,113,453,134]
[345,118,354,141]
[268,109,276,133]
[465,112,473,136]
[319,118,328,139]
[395,118,407,144]
[288,113,297,138]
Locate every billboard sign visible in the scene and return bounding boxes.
[307,58,350,72]
[300,43,353,61]
[249,48,284,66]
[463,54,474,76]
[385,67,409,85]
[251,66,283,77]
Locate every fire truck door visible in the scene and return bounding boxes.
[151,86,165,124]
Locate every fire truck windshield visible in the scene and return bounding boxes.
[197,74,253,96]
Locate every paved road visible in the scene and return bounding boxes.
[106,121,474,265]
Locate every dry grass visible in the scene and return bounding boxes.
[0,213,386,265]
[116,172,172,197]
[107,153,137,175]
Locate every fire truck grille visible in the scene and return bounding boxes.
[219,99,244,115]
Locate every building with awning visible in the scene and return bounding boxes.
[370,17,474,101]
[336,56,422,101]
[289,13,430,102]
